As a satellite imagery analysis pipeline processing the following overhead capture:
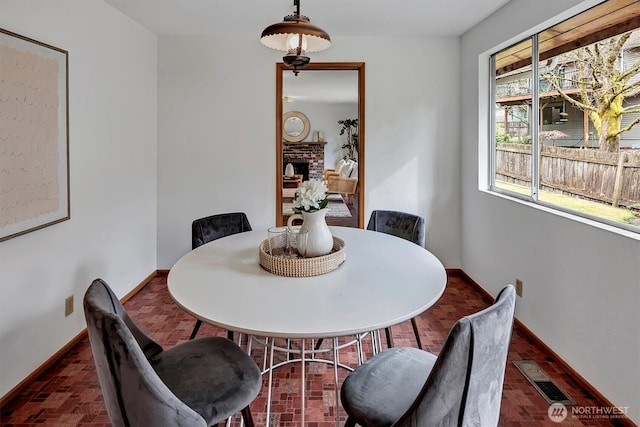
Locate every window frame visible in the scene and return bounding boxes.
[486,2,640,237]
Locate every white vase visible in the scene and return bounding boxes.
[287,208,333,257]
[285,163,295,177]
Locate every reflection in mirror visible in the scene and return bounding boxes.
[276,63,365,228]
[282,111,310,142]
[284,117,303,136]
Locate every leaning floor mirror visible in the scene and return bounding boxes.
[276,62,365,228]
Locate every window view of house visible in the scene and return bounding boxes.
[491,0,640,233]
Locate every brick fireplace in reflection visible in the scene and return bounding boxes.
[283,142,325,180]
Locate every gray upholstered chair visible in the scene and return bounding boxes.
[367,209,426,349]
[340,285,516,427]
[367,209,426,247]
[192,212,252,250]
[84,278,261,427]
[190,212,252,339]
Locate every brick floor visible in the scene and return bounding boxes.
[0,273,628,426]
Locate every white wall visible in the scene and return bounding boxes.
[0,0,157,398]
[157,36,462,269]
[461,0,640,423]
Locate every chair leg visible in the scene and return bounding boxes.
[344,416,357,427]
[241,406,255,427]
[227,330,234,341]
[385,327,394,348]
[314,338,324,350]
[410,317,423,349]
[189,320,202,340]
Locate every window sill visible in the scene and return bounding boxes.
[480,187,640,242]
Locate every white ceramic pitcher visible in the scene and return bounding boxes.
[287,208,333,257]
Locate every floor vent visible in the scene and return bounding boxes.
[513,360,576,406]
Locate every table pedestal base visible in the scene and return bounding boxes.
[244,333,383,427]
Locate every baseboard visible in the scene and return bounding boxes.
[0,271,159,408]
[512,320,636,426]
[121,271,158,303]
[446,268,495,302]
[0,329,88,409]
[446,268,636,427]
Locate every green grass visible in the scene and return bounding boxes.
[495,181,637,224]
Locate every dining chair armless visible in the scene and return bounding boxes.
[367,209,426,349]
[340,285,516,427]
[367,209,426,247]
[84,278,261,427]
[190,212,252,339]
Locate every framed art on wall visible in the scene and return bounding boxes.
[0,28,70,242]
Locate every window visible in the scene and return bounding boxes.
[490,0,640,233]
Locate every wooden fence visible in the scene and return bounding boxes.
[495,143,640,209]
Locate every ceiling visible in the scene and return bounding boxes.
[104,0,511,38]
[283,70,358,104]
[104,0,511,103]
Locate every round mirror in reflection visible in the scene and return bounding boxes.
[282,111,310,142]
[284,117,304,136]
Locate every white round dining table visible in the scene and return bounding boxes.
[168,226,447,340]
[168,226,447,426]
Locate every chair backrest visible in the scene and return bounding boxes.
[326,175,358,195]
[367,210,426,247]
[394,285,516,427]
[84,279,206,427]
[192,212,252,250]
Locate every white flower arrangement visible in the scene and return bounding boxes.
[292,179,329,213]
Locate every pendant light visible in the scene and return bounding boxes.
[260,0,331,75]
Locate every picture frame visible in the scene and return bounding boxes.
[0,28,70,242]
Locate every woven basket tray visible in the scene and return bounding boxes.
[259,236,346,277]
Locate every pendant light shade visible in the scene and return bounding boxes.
[261,17,331,53]
[261,0,331,74]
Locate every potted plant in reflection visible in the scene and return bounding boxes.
[338,118,358,161]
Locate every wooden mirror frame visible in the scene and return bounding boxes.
[275,62,365,227]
